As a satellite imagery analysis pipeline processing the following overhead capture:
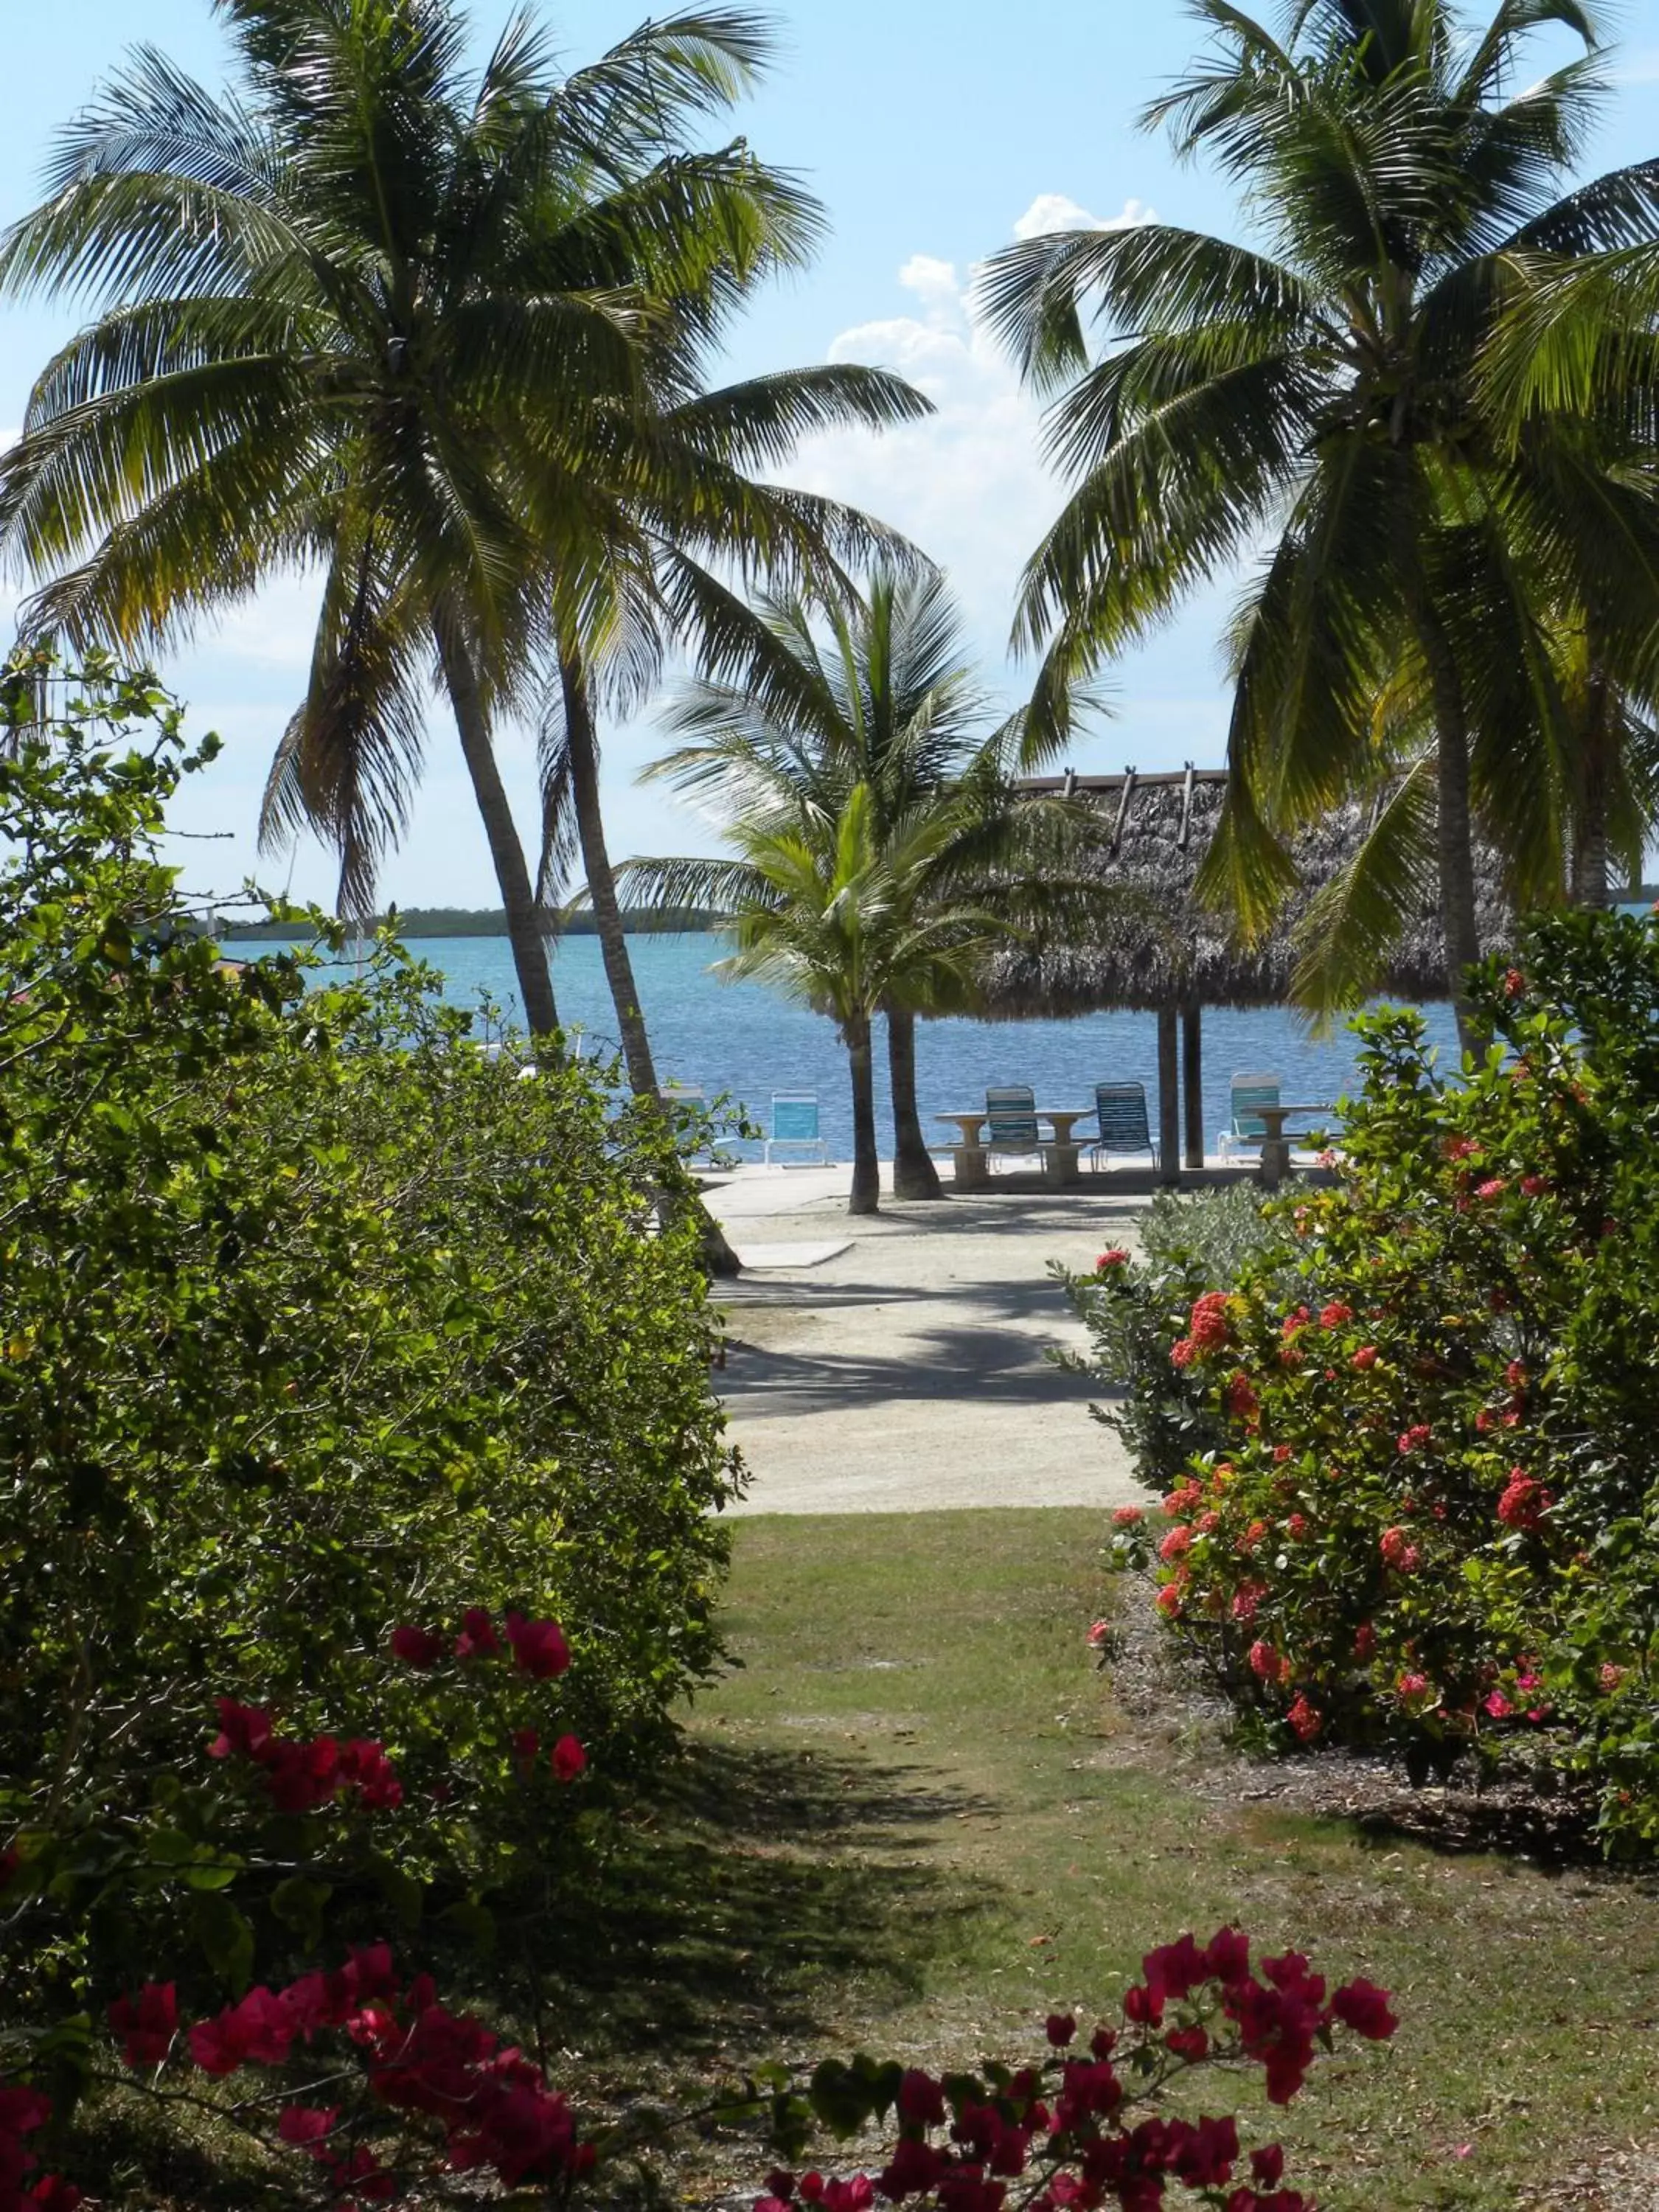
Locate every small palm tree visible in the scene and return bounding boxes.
[622,780,1006,1214]
[979,0,1659,1038]
[0,0,924,1051]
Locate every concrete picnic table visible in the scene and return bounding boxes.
[1255,1102,1335,1190]
[934,1108,1091,1189]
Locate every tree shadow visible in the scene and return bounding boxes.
[517,1738,996,2058]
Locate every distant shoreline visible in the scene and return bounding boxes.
[216,906,718,942]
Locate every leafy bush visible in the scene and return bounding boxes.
[0,655,737,2070]
[1057,1186,1297,1490]
[1081,908,1659,1851]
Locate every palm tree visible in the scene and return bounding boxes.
[0,0,922,1051]
[978,0,1659,1038]
[637,569,1107,1199]
[619,779,1009,1214]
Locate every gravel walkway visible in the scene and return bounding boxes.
[707,1172,1152,1514]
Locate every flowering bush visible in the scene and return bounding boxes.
[1057,1189,1294,1491]
[0,658,736,2099]
[14,1902,1392,2211]
[1085,909,1659,1851]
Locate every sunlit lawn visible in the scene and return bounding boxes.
[548,1509,1659,2212]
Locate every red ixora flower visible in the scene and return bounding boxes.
[1475,1176,1508,1201]
[550,1734,587,1783]
[1249,1641,1290,1686]
[1352,1345,1379,1371]
[1380,1527,1422,1572]
[1318,1301,1353,1329]
[1397,1425,1433,1456]
[1286,1695,1321,1742]
[1086,1619,1110,1649]
[1111,1504,1144,1527]
[1155,1583,1183,1618]
[1497,1470,1552,1532]
[1353,1622,1377,1662]
[1189,1291,1232,1354]
[1520,1174,1548,1197]
[1502,967,1526,999]
[1158,1524,1193,1562]
[1396,1672,1432,1703]
[1096,1248,1131,1271]
[1222,1371,1260,1421]
[504,1613,571,1680]
[1169,1335,1196,1368]
[1442,1135,1480,1161]
[108,1983,178,2068]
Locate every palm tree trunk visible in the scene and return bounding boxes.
[559,650,658,1094]
[1571,669,1611,909]
[431,602,560,1042]
[886,1005,943,1199]
[556,650,740,1276]
[1407,576,1482,1049]
[846,1012,880,1215]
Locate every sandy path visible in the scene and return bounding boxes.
[707,1177,1152,1514]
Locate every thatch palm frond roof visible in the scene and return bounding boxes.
[984,767,1514,1016]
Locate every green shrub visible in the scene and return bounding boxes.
[1057,1185,1298,1490]
[1085,909,1659,1851]
[0,655,738,2052]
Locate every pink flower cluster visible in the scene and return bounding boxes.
[0,2086,80,2211]
[392,1607,571,1680]
[112,1947,590,2203]
[753,1932,1394,2212]
[209,1700,403,1813]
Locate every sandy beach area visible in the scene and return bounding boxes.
[706,1165,1152,1514]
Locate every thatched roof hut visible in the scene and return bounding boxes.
[984,766,1513,1183]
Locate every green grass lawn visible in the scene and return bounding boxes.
[555,1509,1659,2212]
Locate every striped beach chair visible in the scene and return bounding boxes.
[984,1084,1043,1172]
[1086,1081,1157,1170]
[1218,1072,1280,1162]
[762,1092,830,1166]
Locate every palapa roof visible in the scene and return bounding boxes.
[984,766,1513,1017]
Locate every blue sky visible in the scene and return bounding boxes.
[4,1,1659,911]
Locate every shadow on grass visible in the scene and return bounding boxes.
[521,1737,997,2058]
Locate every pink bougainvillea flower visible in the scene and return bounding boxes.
[1331,1978,1398,2039]
[208,1698,274,1764]
[1045,2012,1077,2048]
[189,1987,295,2075]
[455,1607,501,1660]
[108,1982,178,2068]
[550,1734,586,1783]
[504,1613,571,1680]
[27,2178,83,2211]
[337,1739,403,1812]
[1483,1691,1514,1719]
[390,1624,448,1669]
[276,2105,338,2150]
[264,1735,341,1815]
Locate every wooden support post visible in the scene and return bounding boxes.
[1181,1000,1204,1172]
[1157,1001,1180,1187]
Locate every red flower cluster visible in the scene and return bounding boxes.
[392,1607,571,1679]
[1379,1527,1422,1573]
[150,1947,591,2203]
[1096,1250,1131,1271]
[0,2086,80,2212]
[1351,1345,1378,1371]
[108,1981,178,2067]
[1496,1470,1552,1532]
[1189,1293,1231,1353]
[1396,1425,1433,1456]
[1222,1373,1259,1422]
[208,1700,403,1813]
[1317,1302,1352,1329]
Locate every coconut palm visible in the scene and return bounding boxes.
[978,0,1659,1037]
[637,568,1106,1198]
[0,0,923,1050]
[619,777,1011,1215]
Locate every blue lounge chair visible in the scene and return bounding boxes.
[984,1084,1043,1172]
[1087,1081,1157,1170]
[763,1091,830,1166]
[1218,1072,1280,1163]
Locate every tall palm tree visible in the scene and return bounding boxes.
[643,571,1007,1196]
[0,0,922,1049]
[978,0,1659,1038]
[619,779,1009,1215]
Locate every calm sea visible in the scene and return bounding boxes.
[234,931,1464,1162]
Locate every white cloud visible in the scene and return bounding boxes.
[1012,192,1154,240]
[1615,47,1659,85]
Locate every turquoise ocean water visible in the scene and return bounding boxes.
[237,931,1465,1163]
